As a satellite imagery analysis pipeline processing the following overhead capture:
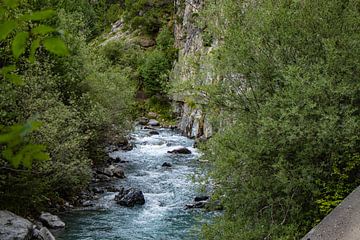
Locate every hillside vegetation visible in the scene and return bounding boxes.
[199,0,360,239]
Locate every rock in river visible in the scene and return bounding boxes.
[0,210,33,240]
[162,162,172,167]
[39,212,65,229]
[168,147,192,154]
[148,119,160,126]
[149,130,160,135]
[33,227,56,240]
[115,188,145,207]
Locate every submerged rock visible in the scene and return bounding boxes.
[168,147,192,154]
[39,212,65,229]
[162,162,172,167]
[195,196,209,202]
[149,130,160,135]
[115,188,145,207]
[0,210,33,240]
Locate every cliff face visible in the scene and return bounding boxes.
[171,0,215,139]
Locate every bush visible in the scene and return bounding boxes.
[201,0,360,239]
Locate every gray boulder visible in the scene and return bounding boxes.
[148,119,160,126]
[114,188,145,207]
[39,212,65,229]
[33,227,55,240]
[168,147,192,154]
[0,210,33,240]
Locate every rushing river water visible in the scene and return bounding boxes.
[55,127,213,240]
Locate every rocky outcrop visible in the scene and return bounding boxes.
[171,0,215,139]
[0,210,33,240]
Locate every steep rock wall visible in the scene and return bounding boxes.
[171,0,215,139]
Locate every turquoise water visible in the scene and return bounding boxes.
[55,127,213,240]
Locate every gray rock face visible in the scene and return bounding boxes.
[114,188,145,207]
[171,0,215,139]
[39,212,65,229]
[0,210,33,240]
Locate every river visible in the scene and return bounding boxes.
[55,126,213,240]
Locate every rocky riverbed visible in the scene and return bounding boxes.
[52,125,217,240]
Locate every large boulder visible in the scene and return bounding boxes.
[33,227,55,240]
[0,210,33,240]
[168,147,192,154]
[148,119,160,126]
[114,188,145,207]
[39,212,65,229]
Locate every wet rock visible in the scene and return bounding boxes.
[162,162,172,167]
[113,157,122,163]
[185,201,207,209]
[121,142,134,151]
[106,186,122,192]
[0,210,33,240]
[138,117,149,125]
[113,166,125,178]
[34,227,56,240]
[195,196,209,202]
[143,126,155,130]
[168,147,192,154]
[115,188,145,207]
[81,200,95,207]
[149,130,160,135]
[97,173,111,182]
[92,187,105,194]
[148,119,160,126]
[39,212,65,229]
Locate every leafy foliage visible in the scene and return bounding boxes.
[0,0,134,215]
[199,0,360,239]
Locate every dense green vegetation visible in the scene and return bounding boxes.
[0,0,177,216]
[0,0,134,215]
[199,0,360,239]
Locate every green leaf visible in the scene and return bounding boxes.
[7,73,23,85]
[29,38,41,63]
[43,37,69,56]
[21,9,55,21]
[31,25,55,35]
[0,21,16,40]
[3,0,20,9]
[0,65,16,75]
[12,32,29,59]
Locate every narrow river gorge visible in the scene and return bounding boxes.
[55,126,214,240]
